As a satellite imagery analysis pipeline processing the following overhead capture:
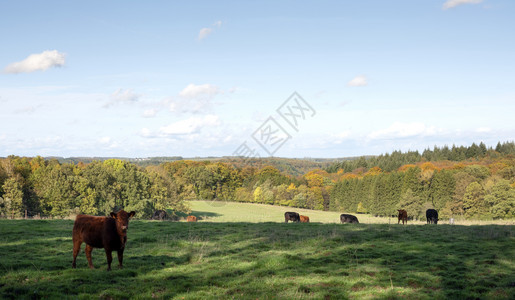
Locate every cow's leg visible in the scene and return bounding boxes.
[72,239,82,268]
[85,244,94,269]
[117,249,124,269]
[105,249,113,271]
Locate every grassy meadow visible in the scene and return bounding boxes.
[188,201,515,226]
[0,203,514,299]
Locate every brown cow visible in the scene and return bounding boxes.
[300,215,310,223]
[398,209,408,225]
[187,215,197,222]
[72,210,135,271]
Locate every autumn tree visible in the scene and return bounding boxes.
[485,180,515,219]
[463,182,487,219]
[356,202,367,214]
[428,169,455,214]
[398,188,424,220]
[450,172,477,216]
[253,186,263,203]
[1,178,24,218]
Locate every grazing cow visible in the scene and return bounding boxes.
[340,214,359,224]
[284,212,300,223]
[426,209,438,224]
[72,210,135,271]
[186,215,197,222]
[397,209,408,225]
[152,210,167,220]
[300,215,310,223]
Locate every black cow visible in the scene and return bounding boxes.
[426,209,438,224]
[340,214,359,224]
[152,210,167,220]
[284,212,300,223]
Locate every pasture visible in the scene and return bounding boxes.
[0,205,514,299]
[188,201,397,224]
[188,201,515,225]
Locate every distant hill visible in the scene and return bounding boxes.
[217,157,354,176]
[43,155,362,176]
[45,156,184,166]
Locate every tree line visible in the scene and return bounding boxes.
[0,157,186,219]
[326,141,515,173]
[0,141,514,220]
[330,163,514,220]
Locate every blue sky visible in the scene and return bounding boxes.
[1,0,514,158]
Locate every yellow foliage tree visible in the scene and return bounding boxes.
[364,166,382,176]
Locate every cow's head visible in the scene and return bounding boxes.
[110,210,135,242]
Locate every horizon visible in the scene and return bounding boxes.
[2,139,510,161]
[1,1,514,158]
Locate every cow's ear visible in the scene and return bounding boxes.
[129,211,135,218]
[110,212,117,219]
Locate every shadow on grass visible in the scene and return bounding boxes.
[0,220,514,299]
[174,210,222,221]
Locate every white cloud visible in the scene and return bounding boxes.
[252,111,267,122]
[4,50,66,74]
[98,136,119,149]
[166,83,222,113]
[99,137,111,144]
[347,75,368,87]
[198,28,213,40]
[198,20,223,40]
[149,83,230,115]
[179,83,221,99]
[367,122,440,140]
[336,130,351,139]
[111,88,141,103]
[142,108,157,118]
[330,130,352,145]
[14,106,38,114]
[105,88,141,107]
[159,115,220,136]
[476,127,491,133]
[443,0,483,10]
[223,135,232,143]
[139,128,155,138]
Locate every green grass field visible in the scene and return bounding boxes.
[188,201,515,225]
[0,203,514,299]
